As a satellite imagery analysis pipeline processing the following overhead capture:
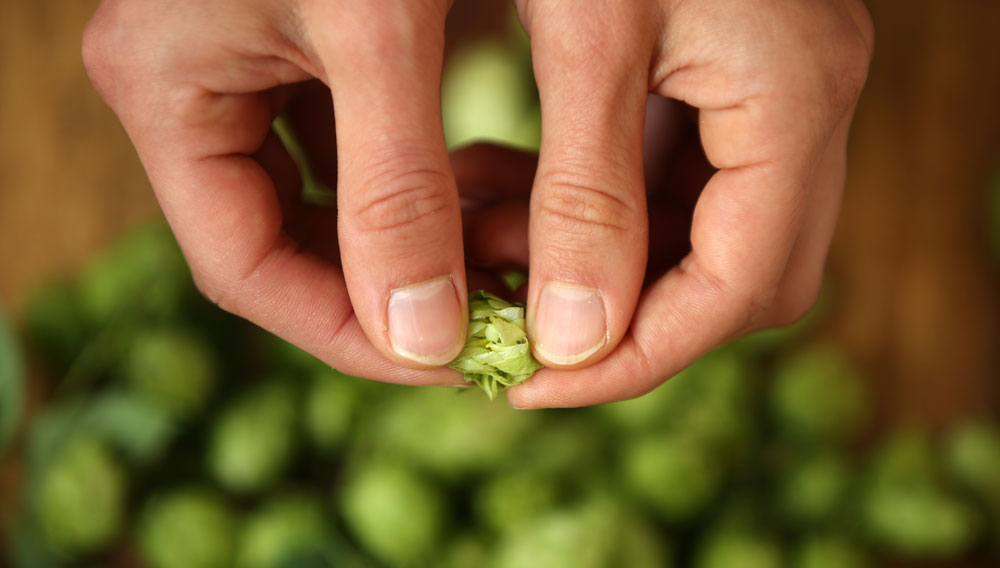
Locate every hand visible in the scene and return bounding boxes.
[82,0,490,385]
[480,0,873,407]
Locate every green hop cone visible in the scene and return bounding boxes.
[793,534,871,568]
[37,436,126,556]
[208,381,297,493]
[779,451,852,527]
[124,327,218,418]
[137,488,237,568]
[492,495,670,568]
[695,526,784,568]
[945,419,1000,503]
[236,494,330,568]
[373,385,537,478]
[621,431,724,523]
[441,40,539,151]
[448,291,543,399]
[475,469,559,534]
[860,432,980,557]
[339,461,445,567]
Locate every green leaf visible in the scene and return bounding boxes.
[448,291,543,399]
[0,307,24,453]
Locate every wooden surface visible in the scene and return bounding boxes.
[1,0,998,424]
[0,0,158,313]
[830,0,1000,426]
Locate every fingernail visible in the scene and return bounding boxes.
[533,282,606,365]
[388,276,464,365]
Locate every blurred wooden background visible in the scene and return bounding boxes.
[1,0,998,426]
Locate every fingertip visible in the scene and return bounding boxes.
[530,282,608,367]
[386,275,466,367]
[505,378,543,410]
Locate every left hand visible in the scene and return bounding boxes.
[456,0,874,407]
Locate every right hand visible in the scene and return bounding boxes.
[83,0,480,384]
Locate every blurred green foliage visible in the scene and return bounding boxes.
[236,494,331,568]
[5,220,999,568]
[441,24,539,151]
[209,381,298,494]
[37,435,126,555]
[793,534,870,568]
[0,307,24,452]
[770,344,867,445]
[124,326,218,418]
[859,432,982,557]
[341,460,445,567]
[695,525,784,568]
[5,28,1000,567]
[137,487,237,568]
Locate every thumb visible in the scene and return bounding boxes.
[308,2,466,367]
[522,4,656,368]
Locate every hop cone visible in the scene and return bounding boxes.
[449,291,543,399]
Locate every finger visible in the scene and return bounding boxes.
[306,2,466,368]
[754,113,853,329]
[521,4,658,368]
[82,1,462,386]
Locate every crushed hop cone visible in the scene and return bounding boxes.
[449,291,544,399]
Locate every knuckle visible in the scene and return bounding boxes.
[82,0,159,105]
[736,281,779,330]
[536,170,638,240]
[189,262,246,316]
[81,4,122,100]
[770,275,823,327]
[829,36,872,111]
[189,267,228,310]
[847,0,876,57]
[695,262,779,332]
[809,11,873,118]
[761,6,873,127]
[348,163,455,235]
[317,1,446,66]
[530,4,651,73]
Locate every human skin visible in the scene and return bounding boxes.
[82,0,873,407]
